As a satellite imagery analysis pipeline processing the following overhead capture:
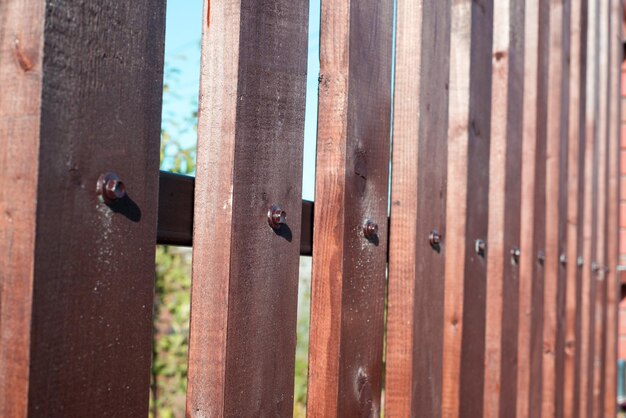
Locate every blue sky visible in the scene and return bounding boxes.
[162,1,320,201]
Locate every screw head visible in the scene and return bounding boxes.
[475,239,486,256]
[511,247,521,264]
[429,230,441,248]
[577,256,584,267]
[591,262,599,273]
[537,251,545,265]
[268,204,286,229]
[97,172,126,204]
[559,254,567,265]
[363,220,378,239]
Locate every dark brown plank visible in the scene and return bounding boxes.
[441,1,493,416]
[185,0,308,416]
[306,0,394,416]
[0,0,165,415]
[483,1,524,416]
[529,0,550,414]
[604,1,622,415]
[385,0,451,416]
[156,171,315,255]
[516,0,541,415]
[563,0,586,416]
[542,0,566,415]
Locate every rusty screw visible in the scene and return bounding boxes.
[475,239,486,256]
[429,229,441,248]
[268,204,287,229]
[511,247,521,264]
[97,172,126,204]
[363,220,378,239]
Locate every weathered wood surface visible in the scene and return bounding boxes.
[516,0,541,415]
[542,0,566,415]
[483,0,524,416]
[306,0,394,416]
[385,0,450,416]
[186,0,308,416]
[563,0,585,416]
[442,1,493,416]
[0,0,165,415]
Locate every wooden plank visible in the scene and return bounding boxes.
[441,1,493,416]
[483,0,524,416]
[591,0,609,414]
[156,171,315,255]
[604,0,622,415]
[385,0,451,416]
[0,0,165,415]
[542,0,566,415]
[563,0,586,416]
[306,0,394,416]
[185,0,308,415]
[516,0,541,415]
[579,0,600,414]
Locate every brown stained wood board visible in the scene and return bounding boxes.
[563,0,586,416]
[457,1,494,417]
[579,0,600,414]
[542,0,566,415]
[1,0,166,415]
[555,3,571,418]
[186,0,308,416]
[385,1,451,417]
[307,1,394,416]
[483,0,524,416]
[516,0,541,416]
[529,0,550,415]
[604,1,622,415]
[591,0,609,414]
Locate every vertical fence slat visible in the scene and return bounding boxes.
[0,1,165,415]
[563,0,585,416]
[516,0,541,415]
[604,0,622,415]
[306,0,394,416]
[483,0,524,416]
[579,0,600,414]
[385,0,451,416]
[542,0,566,415]
[441,1,494,417]
[186,1,308,416]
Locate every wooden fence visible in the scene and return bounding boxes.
[0,0,623,417]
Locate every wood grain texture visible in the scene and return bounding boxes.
[579,0,599,414]
[0,0,165,414]
[186,0,308,416]
[604,0,622,415]
[442,1,493,416]
[306,0,394,416]
[483,1,524,416]
[0,0,45,415]
[385,1,451,416]
[563,0,585,416]
[1,1,165,415]
[542,0,565,415]
[516,0,541,415]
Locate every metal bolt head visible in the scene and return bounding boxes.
[591,262,599,273]
[429,229,441,248]
[537,251,545,265]
[97,172,126,204]
[577,256,584,267]
[559,254,567,265]
[268,204,286,229]
[475,239,486,256]
[511,247,521,264]
[363,220,378,239]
